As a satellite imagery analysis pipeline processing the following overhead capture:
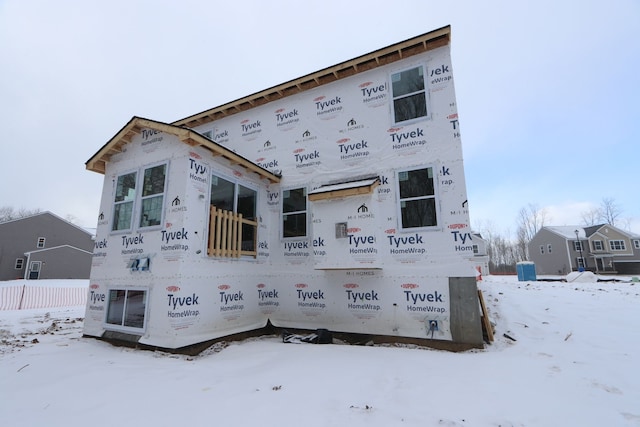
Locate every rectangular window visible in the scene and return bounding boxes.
[573,241,583,251]
[593,240,603,251]
[282,188,307,238]
[540,245,545,254]
[391,65,427,124]
[609,240,626,251]
[634,240,640,250]
[209,173,258,256]
[106,289,147,330]
[576,257,585,268]
[397,167,437,229]
[139,164,167,228]
[37,237,46,248]
[472,244,479,254]
[14,258,24,269]
[547,244,552,254]
[112,172,137,231]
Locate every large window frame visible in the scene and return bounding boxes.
[573,241,584,252]
[104,288,148,333]
[390,64,429,125]
[592,240,604,251]
[209,172,259,256]
[111,162,168,233]
[396,166,439,231]
[609,240,626,251]
[282,187,308,239]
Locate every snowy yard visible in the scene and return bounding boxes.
[1,275,639,426]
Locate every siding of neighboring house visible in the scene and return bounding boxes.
[529,229,572,275]
[0,212,95,280]
[588,225,640,274]
[529,225,640,275]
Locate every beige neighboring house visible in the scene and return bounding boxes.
[528,224,640,275]
[0,211,95,280]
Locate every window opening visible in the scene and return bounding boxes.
[37,237,46,248]
[113,172,137,231]
[397,167,437,229]
[391,65,427,124]
[139,164,166,228]
[282,188,307,238]
[106,289,147,330]
[208,173,258,257]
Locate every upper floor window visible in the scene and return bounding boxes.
[609,240,626,251]
[112,171,137,231]
[282,188,307,238]
[112,163,168,233]
[540,245,545,254]
[472,244,479,254]
[391,65,427,124]
[547,244,552,254]
[397,167,437,230]
[36,237,46,248]
[573,241,583,251]
[139,164,167,228]
[634,240,640,250]
[593,240,604,251]
[15,258,24,269]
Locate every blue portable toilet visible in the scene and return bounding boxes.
[516,261,537,281]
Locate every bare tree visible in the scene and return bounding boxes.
[580,207,601,226]
[0,206,42,223]
[598,197,622,226]
[516,204,549,260]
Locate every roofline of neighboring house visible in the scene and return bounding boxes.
[171,25,451,129]
[538,224,640,240]
[0,211,95,237]
[24,244,93,256]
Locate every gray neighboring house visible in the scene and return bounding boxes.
[528,225,640,275]
[0,211,95,280]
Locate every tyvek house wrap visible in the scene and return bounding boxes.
[83,27,483,350]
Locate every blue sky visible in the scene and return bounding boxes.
[1,0,638,235]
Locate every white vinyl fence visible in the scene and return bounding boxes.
[0,280,88,310]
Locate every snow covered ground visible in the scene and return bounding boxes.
[1,275,639,426]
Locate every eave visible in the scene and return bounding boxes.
[172,25,451,129]
[85,116,281,184]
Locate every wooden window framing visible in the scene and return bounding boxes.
[208,205,257,258]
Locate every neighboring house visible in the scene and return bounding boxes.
[459,232,489,277]
[0,212,95,280]
[83,26,485,350]
[528,225,640,275]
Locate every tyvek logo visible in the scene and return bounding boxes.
[336,138,370,161]
[293,148,320,169]
[359,81,387,107]
[275,107,299,131]
[241,118,261,140]
[388,126,427,150]
[343,283,359,289]
[314,95,342,119]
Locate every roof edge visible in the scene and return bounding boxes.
[172,25,451,128]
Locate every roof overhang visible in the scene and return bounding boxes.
[172,25,451,129]
[85,117,281,184]
[308,177,380,201]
